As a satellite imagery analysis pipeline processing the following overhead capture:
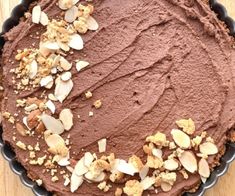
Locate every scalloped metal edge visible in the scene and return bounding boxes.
[210,0,235,35]
[0,0,235,196]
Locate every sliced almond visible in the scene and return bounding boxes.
[161,182,172,192]
[16,123,27,136]
[171,129,191,149]
[54,78,73,103]
[27,109,41,129]
[139,165,149,180]
[152,148,162,158]
[61,72,72,81]
[29,60,38,79]
[32,5,41,24]
[117,159,137,176]
[60,57,72,71]
[59,109,73,131]
[40,11,49,26]
[40,75,53,87]
[45,100,56,114]
[87,16,99,31]
[58,154,70,166]
[84,152,94,167]
[74,157,89,176]
[198,158,210,178]
[84,171,106,182]
[199,142,218,155]
[65,6,78,23]
[45,133,64,147]
[68,34,84,50]
[164,159,179,171]
[140,176,155,190]
[98,138,107,153]
[70,172,83,193]
[44,42,60,50]
[178,151,197,173]
[76,60,89,72]
[201,176,207,184]
[41,114,64,135]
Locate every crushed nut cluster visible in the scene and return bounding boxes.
[1,0,220,195]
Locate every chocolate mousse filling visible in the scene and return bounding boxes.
[1,0,235,195]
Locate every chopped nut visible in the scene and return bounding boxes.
[146,156,163,169]
[16,141,27,150]
[98,138,107,153]
[176,118,195,135]
[123,180,143,196]
[161,182,172,192]
[29,151,36,159]
[115,188,123,196]
[179,169,189,179]
[94,100,102,109]
[160,172,177,186]
[146,132,168,147]
[59,108,74,131]
[36,179,43,186]
[109,171,124,183]
[51,176,59,182]
[128,155,144,171]
[85,91,92,99]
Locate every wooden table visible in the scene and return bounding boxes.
[0,0,235,195]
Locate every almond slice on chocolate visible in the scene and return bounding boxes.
[98,138,107,153]
[41,114,65,135]
[74,157,89,176]
[87,16,99,31]
[65,6,78,23]
[54,78,73,103]
[117,159,137,176]
[70,172,83,193]
[40,11,49,26]
[161,182,172,192]
[140,176,155,190]
[152,148,162,158]
[45,100,56,114]
[59,108,73,131]
[163,159,179,171]
[44,41,60,50]
[68,34,84,50]
[198,158,210,178]
[61,72,72,81]
[40,75,53,87]
[84,171,106,183]
[84,152,94,167]
[32,5,41,24]
[60,57,72,71]
[171,129,191,149]
[199,142,218,155]
[178,151,197,173]
[29,60,38,79]
[139,165,149,180]
[76,60,89,72]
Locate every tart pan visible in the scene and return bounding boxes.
[0,0,235,195]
